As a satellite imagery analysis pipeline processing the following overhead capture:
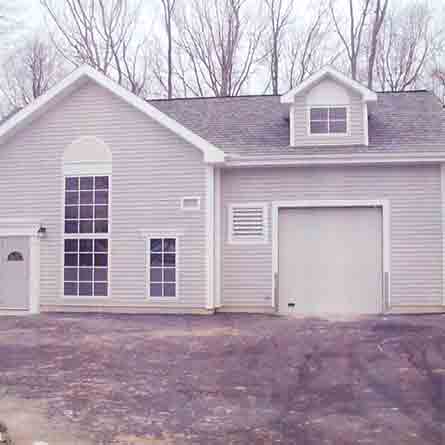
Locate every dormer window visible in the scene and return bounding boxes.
[309,107,347,135]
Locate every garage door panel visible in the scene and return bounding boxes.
[278,207,382,315]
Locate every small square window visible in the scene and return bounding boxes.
[94,254,108,267]
[64,253,78,267]
[79,268,93,282]
[94,220,108,233]
[150,283,163,297]
[164,238,176,253]
[80,191,94,204]
[64,282,77,296]
[80,206,94,219]
[65,177,79,191]
[94,282,108,296]
[79,253,93,267]
[150,239,162,252]
[95,176,109,190]
[80,176,94,190]
[80,220,94,233]
[65,206,78,219]
[79,282,93,296]
[64,239,78,252]
[65,221,79,234]
[65,192,79,205]
[94,268,108,281]
[79,239,93,252]
[94,239,108,252]
[64,267,77,281]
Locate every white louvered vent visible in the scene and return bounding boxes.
[229,204,267,244]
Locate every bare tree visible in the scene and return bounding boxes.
[40,0,151,95]
[283,4,333,89]
[263,0,292,94]
[367,0,389,89]
[175,0,264,97]
[160,0,177,99]
[330,0,372,80]
[0,33,66,111]
[375,2,437,91]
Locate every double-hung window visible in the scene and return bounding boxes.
[309,107,347,135]
[64,176,109,297]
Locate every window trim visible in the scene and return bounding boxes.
[146,235,179,302]
[62,173,111,300]
[228,203,268,245]
[181,196,201,211]
[307,105,349,137]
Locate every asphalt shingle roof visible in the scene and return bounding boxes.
[149,90,445,157]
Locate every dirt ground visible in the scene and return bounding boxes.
[1,313,445,444]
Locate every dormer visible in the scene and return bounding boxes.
[281,67,377,147]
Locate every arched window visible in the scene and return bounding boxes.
[8,251,24,261]
[63,137,111,298]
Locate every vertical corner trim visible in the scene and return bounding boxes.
[363,102,369,146]
[214,168,222,308]
[206,165,215,310]
[441,164,445,304]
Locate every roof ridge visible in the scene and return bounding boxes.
[147,93,281,102]
[376,89,429,94]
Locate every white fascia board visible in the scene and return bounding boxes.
[0,65,225,164]
[281,67,377,104]
[224,152,445,167]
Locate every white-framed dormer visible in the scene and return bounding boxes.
[282,67,377,147]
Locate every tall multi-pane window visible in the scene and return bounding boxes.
[148,238,177,298]
[64,176,109,297]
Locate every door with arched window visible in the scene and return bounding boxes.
[0,237,29,310]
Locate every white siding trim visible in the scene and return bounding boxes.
[206,165,215,309]
[63,161,112,176]
[29,235,41,314]
[226,153,445,167]
[214,168,222,307]
[441,164,445,305]
[271,199,391,311]
[228,203,268,245]
[363,102,369,146]
[0,65,225,164]
[289,105,295,146]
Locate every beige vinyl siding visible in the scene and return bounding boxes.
[0,81,208,308]
[292,89,364,146]
[221,164,442,308]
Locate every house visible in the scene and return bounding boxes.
[0,65,444,316]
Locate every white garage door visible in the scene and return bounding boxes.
[278,206,383,315]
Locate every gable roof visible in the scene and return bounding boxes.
[280,67,377,104]
[0,65,225,164]
[150,90,445,158]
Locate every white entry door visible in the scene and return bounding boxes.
[0,237,30,310]
[278,206,383,315]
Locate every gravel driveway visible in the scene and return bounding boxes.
[1,313,445,444]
